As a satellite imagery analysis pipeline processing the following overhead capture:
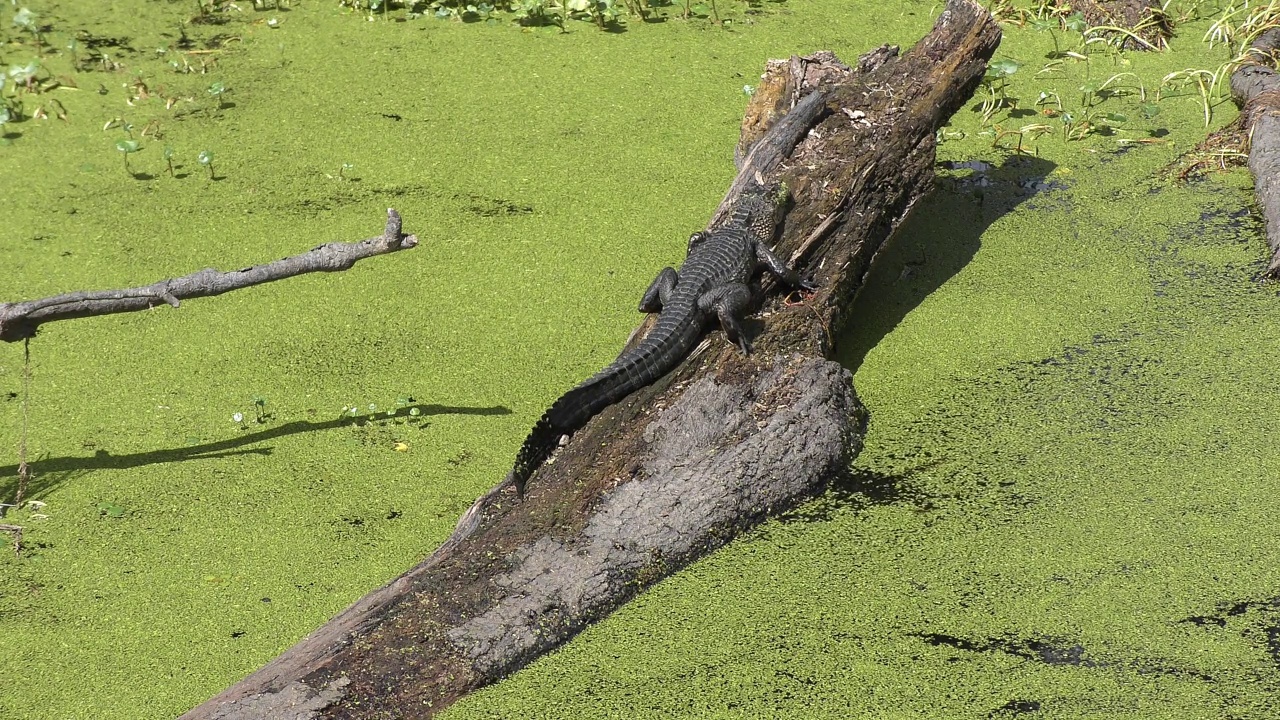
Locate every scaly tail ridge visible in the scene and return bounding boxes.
[508,377,613,498]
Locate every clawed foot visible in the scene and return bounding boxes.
[782,275,820,306]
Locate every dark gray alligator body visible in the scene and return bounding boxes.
[507,184,812,498]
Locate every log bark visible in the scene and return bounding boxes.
[181,2,1001,718]
[1228,29,1280,279]
[0,209,418,342]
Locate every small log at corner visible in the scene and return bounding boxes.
[181,2,1001,718]
[1228,29,1280,279]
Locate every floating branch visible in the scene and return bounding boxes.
[0,209,418,342]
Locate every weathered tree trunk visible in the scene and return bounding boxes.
[1228,29,1280,279]
[181,2,1001,718]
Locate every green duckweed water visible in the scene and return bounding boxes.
[2,1,1277,717]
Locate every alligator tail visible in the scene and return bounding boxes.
[507,377,615,499]
[508,414,559,500]
[507,314,701,499]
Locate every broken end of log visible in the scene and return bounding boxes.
[0,317,37,343]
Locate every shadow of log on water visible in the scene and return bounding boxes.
[838,155,1059,373]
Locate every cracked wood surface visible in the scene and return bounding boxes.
[181,1,1001,717]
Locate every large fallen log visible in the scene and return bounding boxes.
[182,2,1001,717]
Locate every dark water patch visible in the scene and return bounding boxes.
[915,632,1214,681]
[916,632,1097,667]
[282,182,446,216]
[462,193,535,217]
[988,698,1042,717]
[1154,187,1271,289]
[73,30,136,52]
[1182,597,1280,669]
[906,327,1195,453]
[281,184,535,220]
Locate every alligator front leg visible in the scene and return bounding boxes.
[756,245,817,291]
[639,267,679,313]
[698,283,754,355]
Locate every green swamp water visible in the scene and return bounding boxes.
[1,1,1278,717]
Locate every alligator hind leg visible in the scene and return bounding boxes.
[639,267,678,313]
[698,283,754,355]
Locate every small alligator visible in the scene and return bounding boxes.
[506,183,814,499]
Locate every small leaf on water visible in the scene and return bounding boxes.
[1104,113,1128,124]
[394,442,409,452]
[988,59,1020,78]
[97,502,125,518]
[1140,103,1161,119]
[13,8,37,30]
[115,139,139,153]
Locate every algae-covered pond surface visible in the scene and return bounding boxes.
[2,0,1279,717]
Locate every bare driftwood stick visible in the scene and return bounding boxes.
[0,209,418,342]
[182,2,1000,718]
[1226,29,1280,279]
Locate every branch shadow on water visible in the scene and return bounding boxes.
[0,403,512,502]
[836,154,1060,373]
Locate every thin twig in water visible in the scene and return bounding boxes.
[0,523,21,557]
[16,337,31,507]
